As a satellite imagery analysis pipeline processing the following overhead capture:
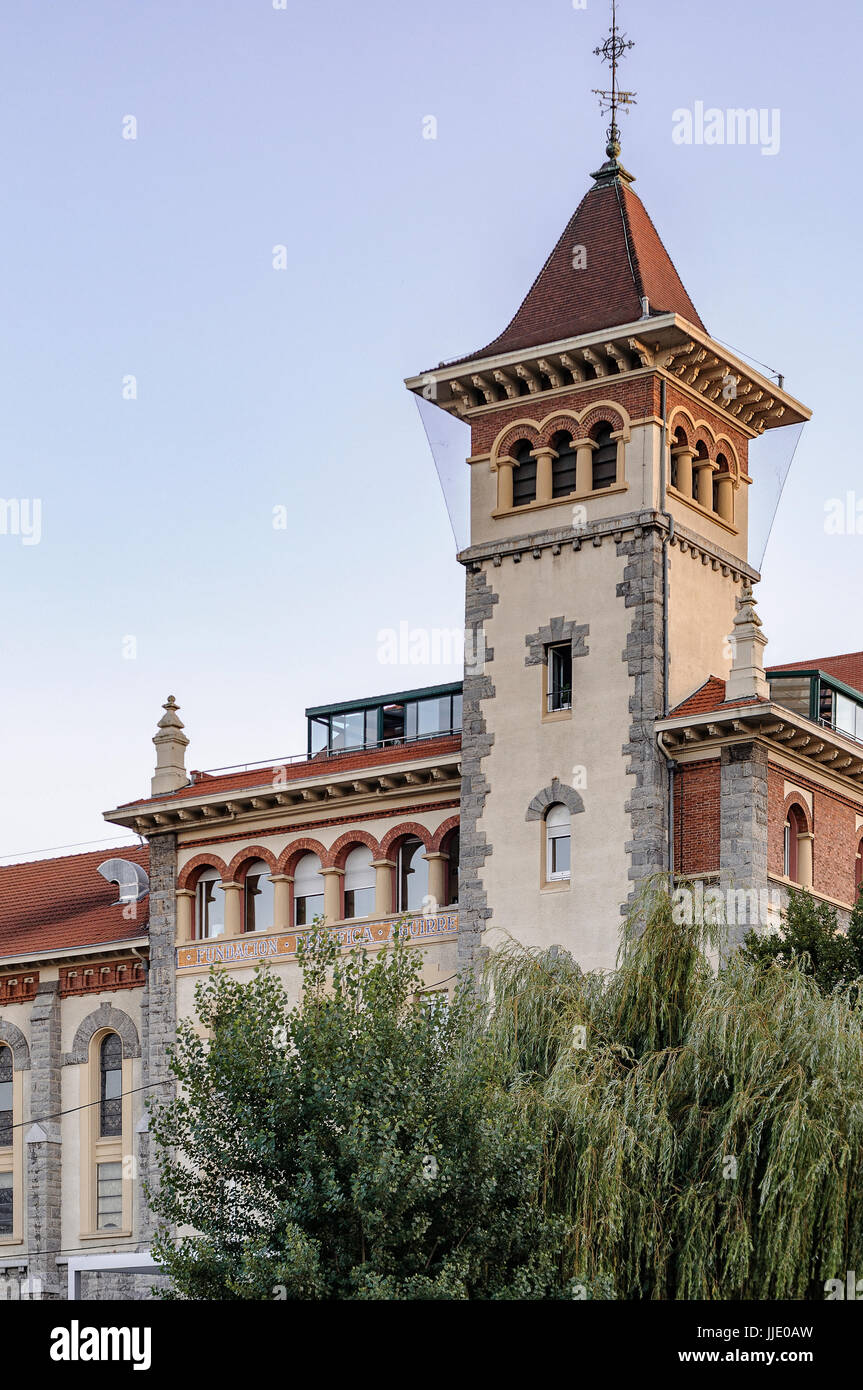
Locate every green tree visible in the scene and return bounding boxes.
[741,886,863,992]
[483,883,863,1299]
[148,926,576,1300]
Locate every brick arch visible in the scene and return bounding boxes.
[535,409,583,446]
[691,422,718,457]
[714,435,741,481]
[380,822,433,858]
[525,778,585,821]
[668,408,696,444]
[178,852,228,891]
[581,403,628,440]
[783,793,813,836]
[0,1019,30,1071]
[277,838,329,875]
[430,815,460,852]
[225,845,279,882]
[65,1005,141,1065]
[490,418,542,467]
[328,830,382,869]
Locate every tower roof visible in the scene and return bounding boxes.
[448,174,705,367]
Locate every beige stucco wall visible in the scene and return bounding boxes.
[667,547,740,708]
[476,541,634,972]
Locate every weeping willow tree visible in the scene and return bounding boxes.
[482,881,863,1300]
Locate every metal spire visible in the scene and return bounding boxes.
[591,0,637,180]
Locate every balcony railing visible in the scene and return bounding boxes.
[193,727,462,782]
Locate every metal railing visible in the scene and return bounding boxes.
[193,727,462,782]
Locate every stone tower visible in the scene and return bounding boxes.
[407,141,809,972]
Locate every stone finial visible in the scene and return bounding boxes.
[724,583,770,703]
[151,695,189,797]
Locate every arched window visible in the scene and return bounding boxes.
[397,837,429,913]
[591,424,617,490]
[294,853,324,926]
[99,1033,123,1139]
[551,431,577,498]
[0,1045,12,1149]
[784,804,808,883]
[344,846,375,919]
[512,440,537,507]
[441,829,460,906]
[195,867,223,940]
[855,835,863,898]
[545,804,571,881]
[244,860,274,933]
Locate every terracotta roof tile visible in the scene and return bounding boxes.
[116,733,461,810]
[768,653,863,698]
[667,677,769,719]
[446,176,704,366]
[0,845,149,960]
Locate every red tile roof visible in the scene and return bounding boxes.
[768,653,863,698]
[0,845,149,960]
[447,176,704,365]
[116,733,462,809]
[667,677,768,719]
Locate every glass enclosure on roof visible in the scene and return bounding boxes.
[307,684,463,758]
[768,670,863,744]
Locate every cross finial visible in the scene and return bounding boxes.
[592,0,637,167]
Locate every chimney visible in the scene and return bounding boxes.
[725,583,770,703]
[151,695,189,796]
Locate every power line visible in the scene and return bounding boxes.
[0,834,142,865]
[4,1077,175,1133]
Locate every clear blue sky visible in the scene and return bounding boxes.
[0,0,860,858]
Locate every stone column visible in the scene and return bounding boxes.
[719,742,769,948]
[610,430,626,486]
[422,853,449,913]
[320,867,344,923]
[175,889,194,945]
[220,882,242,937]
[270,875,292,930]
[695,459,716,511]
[139,833,177,1250]
[533,447,555,505]
[672,445,696,498]
[371,859,395,916]
[573,438,596,496]
[496,460,513,511]
[797,832,814,889]
[26,982,61,1299]
[716,473,734,523]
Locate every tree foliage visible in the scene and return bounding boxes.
[741,886,863,993]
[148,927,575,1300]
[484,883,863,1299]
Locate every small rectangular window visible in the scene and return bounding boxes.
[382,703,405,744]
[0,1172,11,1235]
[452,693,463,731]
[309,716,329,756]
[548,645,573,712]
[365,708,379,747]
[835,694,857,737]
[96,1162,123,1231]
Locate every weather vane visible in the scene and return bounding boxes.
[592,0,637,161]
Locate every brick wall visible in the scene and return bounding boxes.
[674,759,721,874]
[768,763,863,906]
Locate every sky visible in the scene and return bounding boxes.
[0,0,860,859]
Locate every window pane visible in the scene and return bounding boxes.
[309,716,329,756]
[405,702,418,740]
[365,708,379,747]
[245,862,274,932]
[345,886,375,919]
[0,1173,12,1235]
[330,711,365,751]
[398,838,429,912]
[452,693,463,730]
[551,834,571,875]
[382,703,405,742]
[549,646,573,711]
[836,694,856,736]
[97,1162,123,1230]
[295,893,324,926]
[857,705,863,744]
[417,697,451,737]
